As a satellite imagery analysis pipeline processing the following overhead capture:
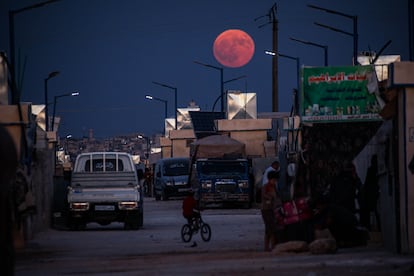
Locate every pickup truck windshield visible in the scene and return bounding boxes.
[85,159,124,172]
[199,161,246,175]
[164,160,189,176]
[74,153,134,172]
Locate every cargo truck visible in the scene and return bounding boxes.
[190,135,252,208]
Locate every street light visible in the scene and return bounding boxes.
[152,81,177,129]
[308,4,358,65]
[51,91,79,131]
[265,51,300,91]
[265,51,301,114]
[289,37,328,66]
[138,135,151,160]
[145,95,168,120]
[193,60,224,112]
[44,70,60,131]
[9,0,61,104]
[211,75,247,112]
[64,134,72,155]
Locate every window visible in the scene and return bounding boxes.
[163,160,189,176]
[199,161,246,175]
[77,153,133,172]
[84,159,124,172]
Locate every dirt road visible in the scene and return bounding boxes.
[15,198,414,275]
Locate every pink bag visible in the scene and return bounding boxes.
[282,201,300,225]
[295,197,312,221]
[275,197,312,226]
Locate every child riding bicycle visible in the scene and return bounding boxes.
[182,189,201,229]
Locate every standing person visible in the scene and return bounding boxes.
[359,155,380,231]
[262,159,280,186]
[143,167,152,196]
[261,171,282,251]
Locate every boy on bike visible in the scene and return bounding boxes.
[182,190,200,229]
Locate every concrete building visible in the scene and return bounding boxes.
[216,118,273,158]
[386,61,414,253]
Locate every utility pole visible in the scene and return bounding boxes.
[409,0,414,61]
[9,0,60,104]
[256,3,278,112]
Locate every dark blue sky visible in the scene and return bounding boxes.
[0,0,410,138]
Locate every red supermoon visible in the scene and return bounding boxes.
[213,29,255,68]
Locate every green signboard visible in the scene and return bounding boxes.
[302,65,382,122]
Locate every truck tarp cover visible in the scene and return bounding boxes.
[192,135,245,158]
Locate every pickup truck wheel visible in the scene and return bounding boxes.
[155,194,161,201]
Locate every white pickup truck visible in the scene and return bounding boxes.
[67,152,143,230]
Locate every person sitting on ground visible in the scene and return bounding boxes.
[182,190,200,228]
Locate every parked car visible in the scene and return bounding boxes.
[154,157,190,200]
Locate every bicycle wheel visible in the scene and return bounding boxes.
[181,224,192,243]
[200,223,211,242]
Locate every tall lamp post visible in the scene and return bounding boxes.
[265,51,300,114]
[9,0,60,104]
[51,91,79,131]
[193,60,224,113]
[211,75,247,112]
[152,81,177,129]
[308,4,358,65]
[145,95,168,120]
[64,134,72,155]
[44,70,59,131]
[255,3,278,112]
[265,51,300,91]
[289,37,328,66]
[138,135,151,160]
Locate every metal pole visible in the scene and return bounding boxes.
[308,5,358,65]
[289,37,328,67]
[8,0,61,104]
[410,0,414,61]
[256,4,278,112]
[212,75,247,112]
[152,81,178,129]
[44,78,49,131]
[146,137,150,160]
[220,68,224,113]
[296,58,300,114]
[164,101,168,120]
[353,16,358,65]
[296,58,300,92]
[8,11,16,104]
[52,95,57,131]
[272,17,278,112]
[174,88,177,130]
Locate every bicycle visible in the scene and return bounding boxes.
[181,214,211,243]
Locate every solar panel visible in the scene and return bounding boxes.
[189,111,225,139]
